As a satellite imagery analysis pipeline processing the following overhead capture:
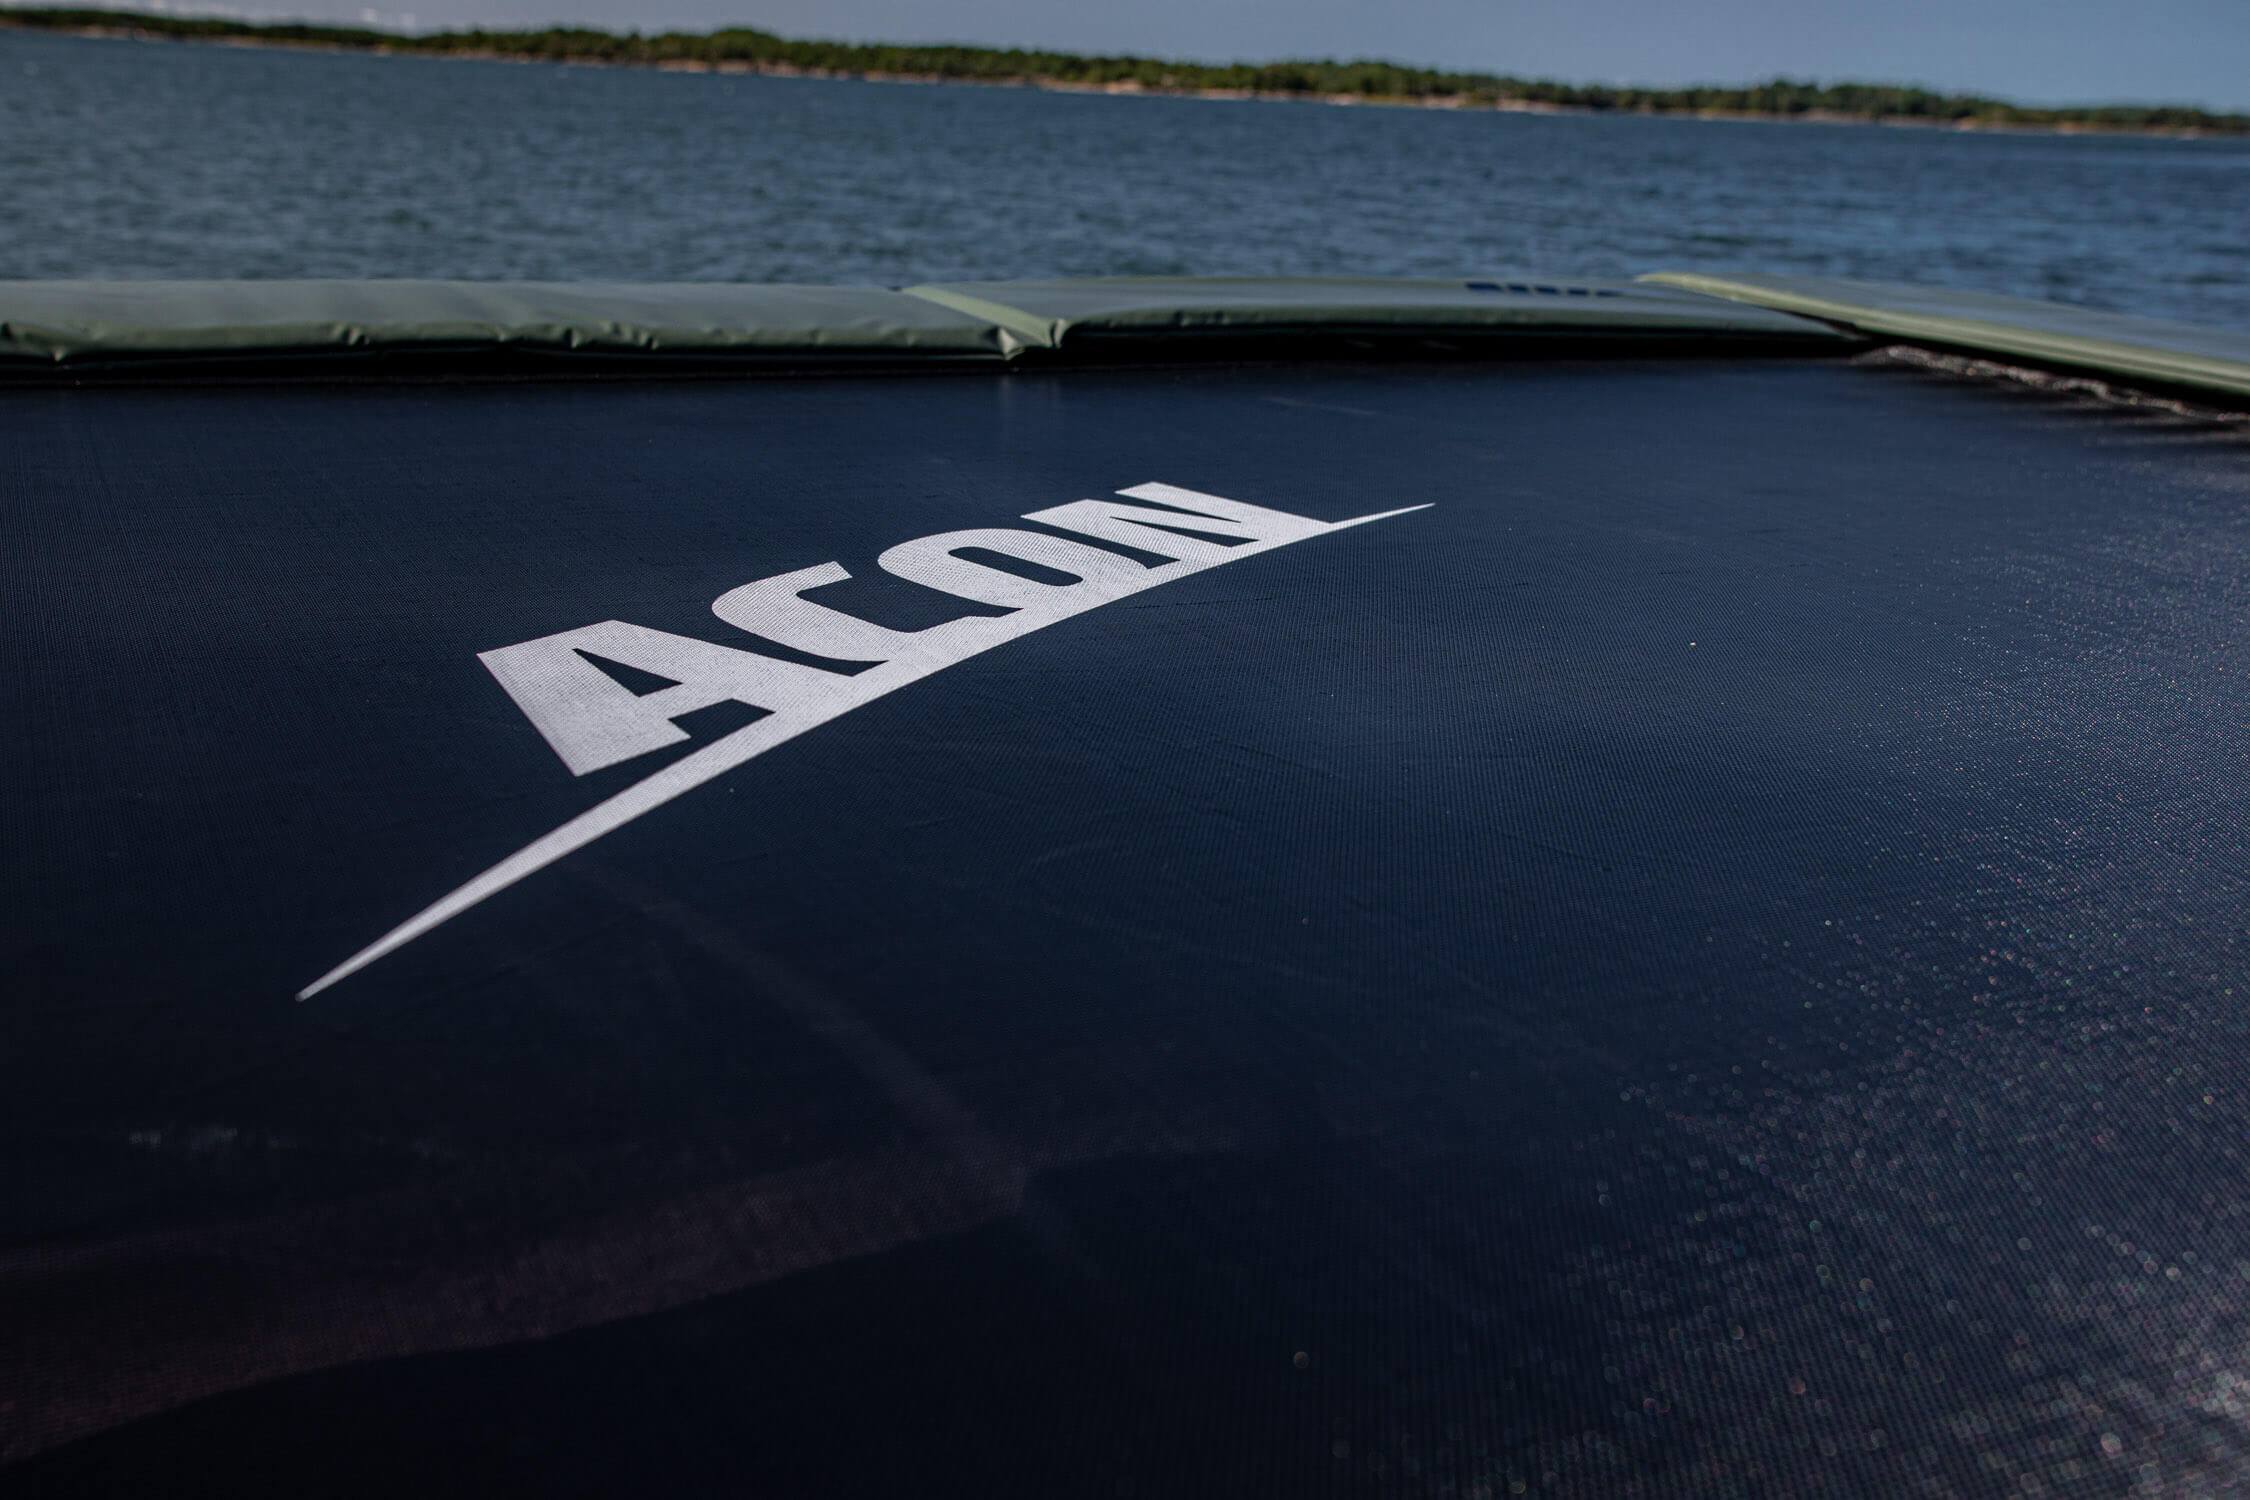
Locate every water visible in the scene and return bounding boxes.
[4,27,2248,329]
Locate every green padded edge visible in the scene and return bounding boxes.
[0,281,1018,367]
[904,276,1845,346]
[1641,271,2250,401]
[0,275,1847,374]
[896,286,1059,349]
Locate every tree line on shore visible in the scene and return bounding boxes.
[7,7,2242,133]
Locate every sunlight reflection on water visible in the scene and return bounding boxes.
[2,28,2245,329]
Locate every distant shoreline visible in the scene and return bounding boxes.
[5,8,2243,138]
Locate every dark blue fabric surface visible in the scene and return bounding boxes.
[8,359,2250,1493]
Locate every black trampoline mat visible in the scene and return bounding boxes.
[8,358,2250,1495]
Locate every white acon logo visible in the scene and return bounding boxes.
[300,483,1429,997]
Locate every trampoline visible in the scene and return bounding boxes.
[7,274,2250,1496]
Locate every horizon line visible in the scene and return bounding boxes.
[3,5,2241,123]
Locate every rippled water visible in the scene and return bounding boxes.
[4,27,2247,329]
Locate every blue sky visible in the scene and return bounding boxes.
[95,0,2250,109]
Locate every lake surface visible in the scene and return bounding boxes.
[4,27,2247,329]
